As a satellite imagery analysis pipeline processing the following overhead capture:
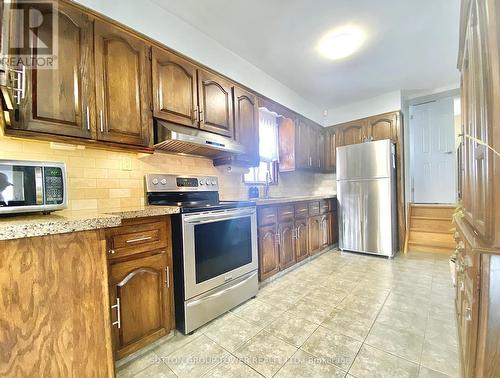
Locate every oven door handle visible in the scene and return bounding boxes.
[184,209,256,224]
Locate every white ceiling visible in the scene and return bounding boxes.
[153,0,460,110]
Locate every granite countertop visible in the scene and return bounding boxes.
[0,205,180,241]
[254,193,336,206]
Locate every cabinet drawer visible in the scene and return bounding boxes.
[278,205,295,222]
[258,206,277,226]
[294,202,309,219]
[319,199,331,214]
[308,201,320,216]
[106,219,168,260]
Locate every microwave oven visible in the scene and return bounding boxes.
[0,160,67,214]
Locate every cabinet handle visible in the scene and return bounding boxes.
[111,298,121,329]
[165,267,170,288]
[309,156,312,166]
[194,106,199,122]
[99,110,104,132]
[318,159,321,168]
[292,227,297,239]
[199,109,204,123]
[275,233,280,245]
[460,281,465,292]
[125,236,152,244]
[86,106,90,130]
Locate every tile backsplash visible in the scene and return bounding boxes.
[0,132,335,213]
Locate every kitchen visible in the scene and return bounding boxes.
[0,0,499,377]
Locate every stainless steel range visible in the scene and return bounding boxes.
[145,174,258,334]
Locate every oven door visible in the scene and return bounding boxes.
[182,207,258,299]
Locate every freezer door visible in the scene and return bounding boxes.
[338,178,395,256]
[336,140,394,180]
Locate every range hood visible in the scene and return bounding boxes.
[154,120,246,158]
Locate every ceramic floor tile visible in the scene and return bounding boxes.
[117,350,158,378]
[349,344,419,378]
[274,349,346,378]
[421,340,459,377]
[202,312,263,352]
[234,331,297,378]
[365,322,425,363]
[286,298,333,324]
[321,309,374,341]
[132,362,177,378]
[418,365,451,378]
[301,326,362,371]
[164,334,229,377]
[203,355,262,378]
[257,289,303,311]
[264,311,318,347]
[231,299,284,327]
[376,306,428,335]
[154,332,203,359]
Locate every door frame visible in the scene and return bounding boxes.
[405,89,460,204]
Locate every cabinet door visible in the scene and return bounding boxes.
[308,216,321,255]
[339,120,366,146]
[109,251,171,360]
[366,112,398,141]
[233,86,259,165]
[317,128,326,171]
[278,221,296,270]
[151,47,198,128]
[94,21,151,146]
[325,129,337,173]
[17,4,94,138]
[330,210,338,244]
[319,214,329,250]
[295,118,310,169]
[295,219,309,262]
[309,126,319,169]
[278,117,296,171]
[198,69,234,137]
[258,225,279,281]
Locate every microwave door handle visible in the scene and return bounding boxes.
[35,167,44,205]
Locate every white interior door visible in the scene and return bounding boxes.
[410,98,456,204]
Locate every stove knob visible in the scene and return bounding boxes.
[152,178,159,185]
[160,179,167,185]
[200,180,205,185]
[211,180,216,185]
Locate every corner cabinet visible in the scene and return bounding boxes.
[454,0,500,377]
[16,3,95,138]
[94,21,151,146]
[105,216,174,360]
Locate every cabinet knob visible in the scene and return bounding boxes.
[108,249,116,255]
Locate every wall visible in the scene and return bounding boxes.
[73,0,323,125]
[0,131,335,213]
[324,90,402,126]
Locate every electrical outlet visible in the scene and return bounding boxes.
[122,157,132,171]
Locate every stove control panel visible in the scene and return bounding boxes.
[146,174,219,192]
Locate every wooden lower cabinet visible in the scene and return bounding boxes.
[106,216,174,360]
[295,218,309,262]
[308,216,321,255]
[109,251,172,360]
[278,221,296,270]
[258,224,280,281]
[257,199,338,281]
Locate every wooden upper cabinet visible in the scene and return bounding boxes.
[325,129,337,173]
[233,86,259,165]
[339,120,366,146]
[151,48,198,128]
[295,118,311,169]
[278,117,296,171]
[94,21,151,146]
[366,112,398,141]
[17,4,94,138]
[317,128,326,171]
[197,69,234,137]
[109,251,171,360]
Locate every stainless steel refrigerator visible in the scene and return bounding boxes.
[336,140,398,257]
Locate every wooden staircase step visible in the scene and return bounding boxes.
[409,218,454,233]
[407,242,454,254]
[409,227,455,235]
[411,205,455,219]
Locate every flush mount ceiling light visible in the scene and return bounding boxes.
[317,25,366,60]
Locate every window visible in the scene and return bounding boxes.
[243,108,279,184]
